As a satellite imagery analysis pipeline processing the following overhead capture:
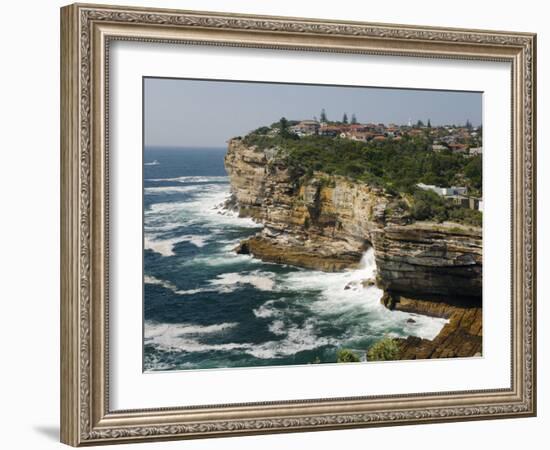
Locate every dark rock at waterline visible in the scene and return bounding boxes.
[235,241,250,255]
[406,318,416,324]
[382,293,482,359]
[361,278,376,288]
[344,278,376,291]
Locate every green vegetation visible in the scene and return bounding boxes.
[464,154,482,190]
[244,133,480,193]
[241,129,482,227]
[336,349,361,363]
[411,189,482,226]
[367,337,400,361]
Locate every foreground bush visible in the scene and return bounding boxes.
[367,337,400,361]
[336,348,361,363]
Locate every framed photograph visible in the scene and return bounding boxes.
[60,3,537,446]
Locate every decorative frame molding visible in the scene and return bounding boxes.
[60,3,536,446]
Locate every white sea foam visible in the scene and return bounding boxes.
[143,318,332,359]
[144,321,244,353]
[144,160,160,166]
[209,270,276,292]
[245,319,335,359]
[144,360,192,372]
[217,239,242,252]
[252,300,280,319]
[145,185,201,194]
[144,184,260,237]
[191,253,260,268]
[268,320,286,336]
[277,248,448,341]
[146,176,229,183]
[145,321,238,337]
[144,274,175,289]
[144,234,208,257]
[144,236,181,257]
[144,275,209,296]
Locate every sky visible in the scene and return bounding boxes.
[144,77,482,148]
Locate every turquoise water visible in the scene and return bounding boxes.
[143,147,447,371]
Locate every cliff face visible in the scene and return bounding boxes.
[372,223,482,299]
[224,138,482,302]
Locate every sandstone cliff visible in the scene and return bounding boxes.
[225,138,482,306]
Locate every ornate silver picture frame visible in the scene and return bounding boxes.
[60,3,536,446]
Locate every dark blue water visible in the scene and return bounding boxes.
[143,147,446,371]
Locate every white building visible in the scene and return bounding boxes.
[417,183,468,197]
[291,120,319,137]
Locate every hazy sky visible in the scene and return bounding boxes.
[144,77,482,148]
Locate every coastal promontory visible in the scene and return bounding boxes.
[224,122,483,359]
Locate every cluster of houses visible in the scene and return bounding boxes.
[417,183,483,212]
[282,119,482,157]
[290,120,400,142]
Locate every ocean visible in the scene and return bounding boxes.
[143,147,447,371]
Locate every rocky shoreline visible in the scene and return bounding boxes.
[224,138,483,360]
[381,293,482,359]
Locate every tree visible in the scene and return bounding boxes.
[342,112,348,124]
[279,116,289,133]
[351,113,358,124]
[278,117,297,139]
[320,108,327,122]
[416,119,425,128]
[427,119,432,128]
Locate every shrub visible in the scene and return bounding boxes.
[367,337,400,361]
[448,207,482,227]
[408,189,482,226]
[336,348,360,363]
